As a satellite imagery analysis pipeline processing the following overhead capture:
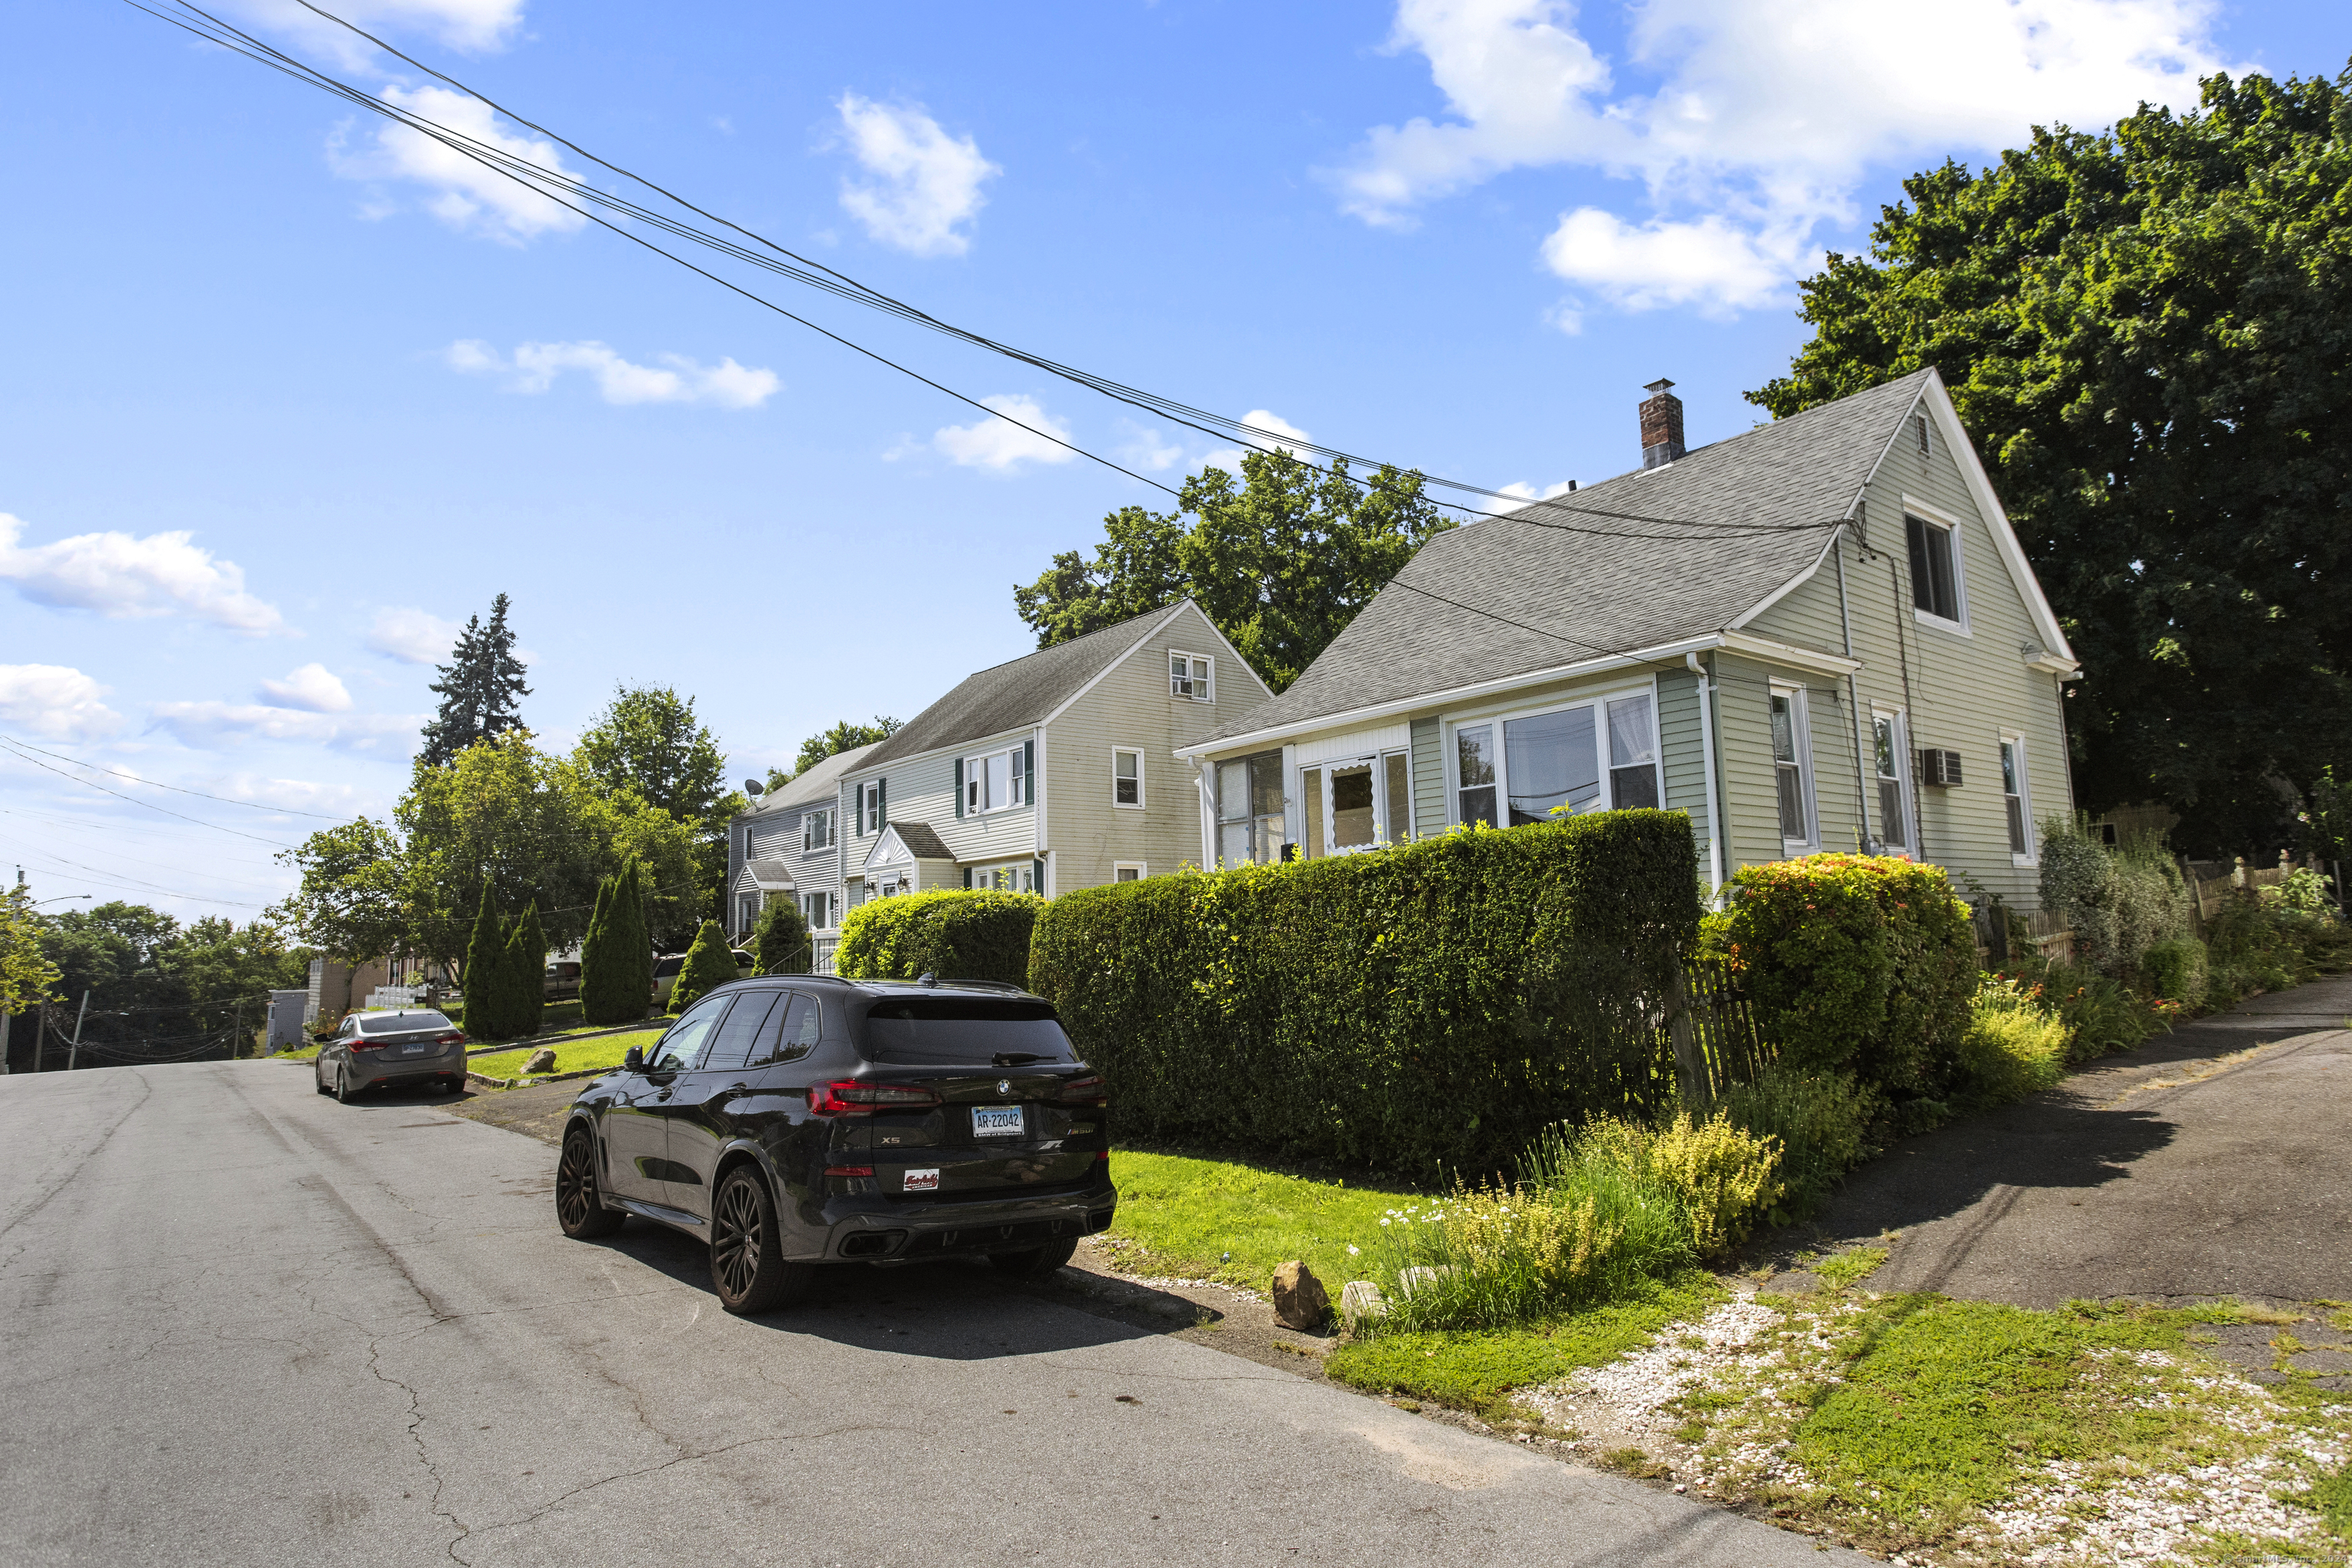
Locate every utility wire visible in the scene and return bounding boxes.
[132,0,1841,544]
[0,740,301,849]
[0,734,354,818]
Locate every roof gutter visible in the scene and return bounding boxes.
[1173,630,1860,761]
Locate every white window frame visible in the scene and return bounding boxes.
[802,808,834,854]
[2001,734,2037,866]
[858,781,884,835]
[1770,681,1820,854]
[1169,650,1214,703]
[1113,861,1147,883]
[1870,710,1913,855]
[1112,747,1145,809]
[1903,498,1971,635]
[966,861,1037,894]
[1442,684,1665,833]
[962,747,1028,816]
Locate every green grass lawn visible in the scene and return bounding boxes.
[1099,1147,1424,1291]
[1325,1272,1725,1418]
[467,1028,663,1081]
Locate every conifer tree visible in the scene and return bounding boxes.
[420,593,532,767]
[580,858,652,1025]
[579,877,615,1021]
[462,884,514,1039]
[508,902,547,1039]
[668,919,737,1014]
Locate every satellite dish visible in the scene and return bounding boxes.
[743,778,765,795]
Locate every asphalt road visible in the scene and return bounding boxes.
[0,1062,1858,1568]
[1785,971,2352,1313]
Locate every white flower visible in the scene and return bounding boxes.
[1348,1245,1361,1256]
[1379,1217,1390,1227]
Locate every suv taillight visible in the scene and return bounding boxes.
[1057,1075,1107,1106]
[808,1080,942,1116]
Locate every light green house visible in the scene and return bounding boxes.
[1173,370,2082,908]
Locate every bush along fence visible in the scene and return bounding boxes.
[1028,812,1704,1183]
[836,890,1042,988]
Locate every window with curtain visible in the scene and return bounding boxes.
[1606,694,1659,808]
[1772,690,1812,843]
[1455,724,1497,828]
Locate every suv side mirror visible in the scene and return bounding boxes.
[622,1045,644,1071]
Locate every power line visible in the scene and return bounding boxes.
[131,0,1841,546]
[0,740,301,849]
[0,734,355,818]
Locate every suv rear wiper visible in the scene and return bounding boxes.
[991,1053,1044,1067]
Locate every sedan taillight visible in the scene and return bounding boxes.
[807,1080,943,1116]
[436,1031,466,1047]
[349,1038,387,1052]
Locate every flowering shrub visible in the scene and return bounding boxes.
[1718,854,1975,1106]
[1954,975,2069,1108]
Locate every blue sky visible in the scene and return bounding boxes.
[2,0,2342,923]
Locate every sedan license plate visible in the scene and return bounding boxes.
[399,1042,426,1055]
[971,1105,1025,1138]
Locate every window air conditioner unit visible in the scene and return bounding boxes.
[1918,748,1963,788]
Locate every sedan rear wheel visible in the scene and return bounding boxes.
[556,1126,623,1239]
[314,1067,329,1096]
[988,1236,1079,1280]
[710,1167,812,1315]
[335,1069,358,1105]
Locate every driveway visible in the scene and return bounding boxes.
[1775,971,2352,1380]
[0,1061,1863,1567]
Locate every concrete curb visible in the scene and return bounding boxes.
[466,1065,616,1091]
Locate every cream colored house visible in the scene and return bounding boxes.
[1175,371,2081,907]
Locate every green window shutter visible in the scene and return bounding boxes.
[954,758,964,818]
[1032,857,1045,895]
[1022,740,1034,803]
[962,867,972,888]
[877,777,886,831]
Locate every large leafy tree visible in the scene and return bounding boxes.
[2,884,64,1017]
[270,817,407,962]
[31,902,309,1055]
[420,593,531,767]
[777,717,902,787]
[1015,452,1454,692]
[573,683,743,919]
[1748,64,2352,855]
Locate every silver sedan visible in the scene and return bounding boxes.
[315,1009,469,1102]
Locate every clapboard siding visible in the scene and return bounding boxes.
[1410,715,1445,839]
[1655,665,1712,861]
[1048,599,1275,889]
[1744,420,2073,908]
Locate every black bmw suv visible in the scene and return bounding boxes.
[555,975,1115,1314]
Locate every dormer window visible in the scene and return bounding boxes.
[1170,651,1213,701]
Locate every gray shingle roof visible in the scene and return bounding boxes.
[741,740,880,821]
[1199,371,1934,744]
[861,602,1193,767]
[741,858,795,889]
[884,821,955,861]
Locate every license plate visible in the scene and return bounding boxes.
[399,1042,426,1055]
[903,1168,939,1192]
[972,1105,1025,1138]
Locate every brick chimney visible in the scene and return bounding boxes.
[1639,379,1686,469]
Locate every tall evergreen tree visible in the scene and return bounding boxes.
[668,919,737,1015]
[462,884,513,1038]
[580,858,652,1025]
[578,874,621,1025]
[420,593,532,767]
[508,902,547,1039]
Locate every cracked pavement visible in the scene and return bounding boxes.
[0,1062,1864,1567]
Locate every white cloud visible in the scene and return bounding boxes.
[1202,410,1314,475]
[928,395,1076,472]
[210,774,369,815]
[835,93,1001,256]
[331,85,588,245]
[444,340,781,409]
[225,0,526,61]
[367,606,461,665]
[1117,420,1185,473]
[256,663,353,714]
[0,665,123,741]
[0,513,283,634]
[149,702,421,756]
[1338,0,2239,312]
[1539,207,1796,313]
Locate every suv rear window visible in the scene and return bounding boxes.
[858,998,1076,1065]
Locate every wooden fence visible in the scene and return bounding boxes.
[1663,957,1775,1106]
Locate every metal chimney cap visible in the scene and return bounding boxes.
[1643,378,1676,394]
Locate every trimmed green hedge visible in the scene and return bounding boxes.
[1028,812,1701,1181]
[1718,854,1975,1109]
[837,890,1043,987]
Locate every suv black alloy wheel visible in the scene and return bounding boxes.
[556,1126,623,1239]
[710,1166,811,1315]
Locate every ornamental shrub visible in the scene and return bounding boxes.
[1530,1112,1783,1259]
[668,920,737,1014]
[1713,1068,1878,1220]
[580,858,652,1025]
[462,886,526,1041]
[751,897,812,975]
[506,902,547,1040]
[1719,853,1975,1108]
[837,890,1041,987]
[1954,975,2069,1109]
[2143,937,2207,1006]
[1029,812,1701,1180]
